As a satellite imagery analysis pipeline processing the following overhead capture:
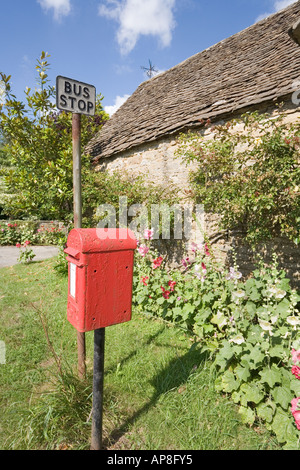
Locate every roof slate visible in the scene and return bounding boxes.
[86,1,300,161]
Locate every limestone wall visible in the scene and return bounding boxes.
[95,102,300,287]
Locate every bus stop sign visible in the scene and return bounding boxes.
[56,75,96,116]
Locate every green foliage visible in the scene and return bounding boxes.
[133,237,300,448]
[0,52,109,221]
[0,220,67,246]
[176,111,300,246]
[16,241,36,264]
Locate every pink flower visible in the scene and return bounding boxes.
[138,245,149,257]
[141,276,149,286]
[153,256,163,269]
[204,244,210,256]
[292,366,300,380]
[195,262,207,281]
[181,257,191,269]
[168,280,176,292]
[143,228,154,240]
[292,349,300,365]
[16,243,21,248]
[190,242,203,252]
[161,286,170,299]
[291,398,300,430]
[24,240,31,246]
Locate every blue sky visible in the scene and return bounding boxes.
[0,0,297,115]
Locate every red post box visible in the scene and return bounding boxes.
[64,228,137,332]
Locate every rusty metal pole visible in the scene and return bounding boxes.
[72,113,86,380]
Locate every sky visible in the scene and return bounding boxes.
[0,0,298,116]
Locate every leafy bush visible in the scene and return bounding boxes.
[176,111,300,246]
[132,234,300,448]
[0,52,108,221]
[0,221,67,246]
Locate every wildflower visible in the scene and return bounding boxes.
[204,244,210,256]
[194,262,207,282]
[291,397,300,430]
[168,280,176,292]
[153,256,163,269]
[177,296,181,301]
[274,289,286,300]
[161,286,170,299]
[268,286,286,299]
[190,242,203,252]
[259,319,273,335]
[141,276,149,286]
[181,257,191,269]
[229,334,245,345]
[292,348,300,365]
[143,228,154,240]
[24,240,31,246]
[16,243,21,248]
[232,289,246,302]
[138,245,149,257]
[291,365,300,380]
[287,316,300,329]
[226,267,242,281]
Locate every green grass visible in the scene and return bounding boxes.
[0,258,280,450]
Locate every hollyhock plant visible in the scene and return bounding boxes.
[226,266,242,281]
[194,262,207,282]
[153,256,163,269]
[143,228,154,240]
[138,245,149,257]
[141,276,149,287]
[291,398,300,430]
[204,243,210,256]
[292,365,300,380]
[168,280,176,292]
[190,242,203,252]
[161,286,171,299]
[181,257,191,269]
[292,349,300,365]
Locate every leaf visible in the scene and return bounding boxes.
[214,341,234,370]
[259,365,282,388]
[238,405,255,425]
[235,364,251,383]
[271,386,293,410]
[256,402,275,423]
[243,344,264,369]
[221,370,239,393]
[272,407,298,444]
[290,378,300,396]
[240,382,264,405]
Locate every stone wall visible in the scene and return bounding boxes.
[95,101,300,287]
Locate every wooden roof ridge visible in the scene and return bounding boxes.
[86,1,300,161]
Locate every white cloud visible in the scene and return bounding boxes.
[104,94,131,115]
[37,0,72,21]
[255,0,296,22]
[98,0,176,54]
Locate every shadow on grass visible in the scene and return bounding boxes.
[103,343,208,449]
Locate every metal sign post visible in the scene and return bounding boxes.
[57,76,96,379]
[91,328,105,450]
[72,112,86,380]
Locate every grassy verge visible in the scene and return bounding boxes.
[0,258,280,450]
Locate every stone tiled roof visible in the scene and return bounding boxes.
[86,1,300,161]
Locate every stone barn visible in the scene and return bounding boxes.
[86,2,300,286]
